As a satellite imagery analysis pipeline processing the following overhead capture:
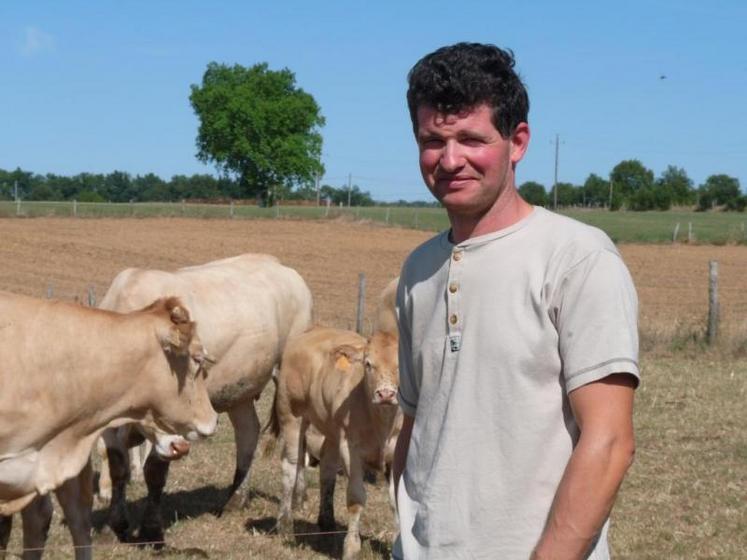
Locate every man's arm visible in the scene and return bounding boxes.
[392,413,415,510]
[531,373,637,560]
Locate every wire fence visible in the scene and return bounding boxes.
[2,200,747,244]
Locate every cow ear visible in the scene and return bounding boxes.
[332,344,364,372]
[161,303,196,355]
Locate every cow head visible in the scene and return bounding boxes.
[363,331,399,406]
[140,297,218,447]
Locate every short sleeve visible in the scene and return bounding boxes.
[553,248,640,393]
[396,278,419,416]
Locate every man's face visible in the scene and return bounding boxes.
[416,104,528,218]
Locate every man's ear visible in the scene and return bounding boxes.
[510,122,530,165]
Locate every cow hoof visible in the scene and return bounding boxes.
[221,492,247,513]
[275,516,294,537]
[343,533,361,560]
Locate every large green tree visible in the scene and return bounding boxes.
[697,174,744,211]
[582,174,610,208]
[190,62,325,202]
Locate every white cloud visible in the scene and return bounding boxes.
[18,26,55,56]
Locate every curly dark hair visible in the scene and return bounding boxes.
[407,42,529,139]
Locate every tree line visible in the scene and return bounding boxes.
[519,160,745,212]
[1,60,743,212]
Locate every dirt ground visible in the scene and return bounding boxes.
[1,217,746,559]
[1,217,746,336]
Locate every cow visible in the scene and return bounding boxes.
[97,254,313,544]
[0,292,218,558]
[270,324,400,560]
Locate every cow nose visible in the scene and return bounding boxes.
[374,387,397,405]
[170,439,191,458]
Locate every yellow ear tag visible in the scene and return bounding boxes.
[335,355,351,371]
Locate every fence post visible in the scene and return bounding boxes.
[16,198,21,216]
[230,200,235,219]
[275,203,280,219]
[707,261,719,345]
[88,285,96,308]
[182,199,186,216]
[73,199,78,217]
[385,207,390,224]
[356,273,366,335]
[688,222,693,243]
[129,199,134,216]
[672,222,680,243]
[414,209,419,229]
[325,199,330,218]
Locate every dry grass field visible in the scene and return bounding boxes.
[0,217,745,559]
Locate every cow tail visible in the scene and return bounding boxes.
[260,372,281,458]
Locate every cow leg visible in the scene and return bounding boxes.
[95,436,112,504]
[20,494,53,560]
[339,439,365,560]
[277,416,308,535]
[104,428,132,542]
[221,401,260,512]
[317,436,340,532]
[138,452,170,549]
[0,514,12,558]
[55,460,94,560]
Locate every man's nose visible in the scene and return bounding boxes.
[439,140,464,172]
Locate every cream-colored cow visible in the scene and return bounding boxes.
[98,254,313,544]
[270,324,400,560]
[0,292,217,558]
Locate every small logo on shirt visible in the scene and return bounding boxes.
[449,334,461,352]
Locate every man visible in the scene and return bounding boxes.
[392,43,639,560]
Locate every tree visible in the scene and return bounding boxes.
[697,174,743,211]
[582,174,610,207]
[549,182,581,208]
[190,62,325,203]
[657,165,695,206]
[610,160,654,200]
[518,181,547,206]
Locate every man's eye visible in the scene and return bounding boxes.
[420,138,443,148]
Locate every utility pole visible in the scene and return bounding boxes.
[13,180,18,202]
[347,173,352,207]
[315,173,321,206]
[608,173,614,210]
[553,134,559,210]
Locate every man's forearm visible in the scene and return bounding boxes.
[531,431,635,559]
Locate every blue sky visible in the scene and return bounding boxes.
[2,1,745,201]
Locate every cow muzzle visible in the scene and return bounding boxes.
[154,434,192,461]
[372,385,398,406]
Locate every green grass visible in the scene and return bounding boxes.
[2,201,746,244]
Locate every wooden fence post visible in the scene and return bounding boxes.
[414,210,419,229]
[688,222,693,243]
[707,260,719,345]
[16,199,21,216]
[385,208,390,224]
[73,199,78,217]
[672,222,680,243]
[230,200,235,219]
[356,273,366,335]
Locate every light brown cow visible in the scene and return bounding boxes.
[97,254,313,544]
[0,292,217,558]
[270,325,399,560]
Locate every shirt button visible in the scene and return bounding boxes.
[452,251,463,262]
[448,282,458,294]
[449,313,458,325]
